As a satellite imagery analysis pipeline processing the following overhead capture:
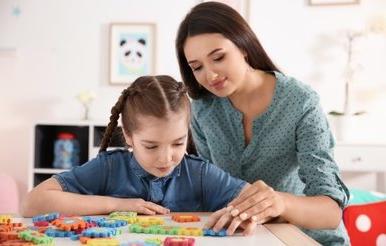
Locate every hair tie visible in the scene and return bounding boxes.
[176,83,187,93]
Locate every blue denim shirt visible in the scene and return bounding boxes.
[53,149,246,212]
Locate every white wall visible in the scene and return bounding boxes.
[1,0,386,207]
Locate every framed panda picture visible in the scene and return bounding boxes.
[109,23,156,84]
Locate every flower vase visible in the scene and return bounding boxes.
[329,115,353,141]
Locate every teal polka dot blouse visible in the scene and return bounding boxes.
[191,71,350,245]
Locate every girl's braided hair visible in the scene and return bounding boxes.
[99,75,196,155]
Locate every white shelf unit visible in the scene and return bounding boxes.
[29,121,125,190]
[334,142,386,192]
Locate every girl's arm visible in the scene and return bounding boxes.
[21,178,169,217]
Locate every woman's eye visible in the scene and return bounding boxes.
[213,55,224,61]
[173,143,184,147]
[192,66,202,71]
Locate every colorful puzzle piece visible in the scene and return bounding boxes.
[129,224,203,236]
[171,215,200,223]
[178,227,203,236]
[86,237,120,245]
[203,228,227,237]
[136,217,164,226]
[45,228,75,237]
[0,239,34,246]
[83,216,106,224]
[0,230,19,241]
[33,221,49,227]
[130,224,179,235]
[109,212,138,224]
[32,212,59,223]
[164,236,195,246]
[51,217,87,231]
[18,229,54,244]
[0,224,12,232]
[0,215,11,224]
[109,211,137,218]
[97,219,127,228]
[81,227,120,238]
[144,237,163,245]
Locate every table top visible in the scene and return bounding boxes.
[11,214,320,246]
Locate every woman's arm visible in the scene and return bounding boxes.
[279,192,342,229]
[206,180,341,236]
[21,178,169,217]
[227,181,341,229]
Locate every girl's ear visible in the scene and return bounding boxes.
[122,129,133,146]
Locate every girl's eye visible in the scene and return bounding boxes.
[145,146,157,149]
[173,143,184,147]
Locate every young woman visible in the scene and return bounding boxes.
[176,2,350,245]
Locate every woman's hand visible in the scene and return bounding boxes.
[227,180,286,225]
[114,198,170,215]
[205,207,259,236]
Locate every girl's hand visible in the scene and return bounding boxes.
[205,207,258,236]
[228,180,286,225]
[115,198,170,215]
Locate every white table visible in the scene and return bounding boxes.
[12,214,319,246]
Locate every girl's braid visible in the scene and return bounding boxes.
[99,88,130,153]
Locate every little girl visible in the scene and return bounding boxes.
[22,75,247,217]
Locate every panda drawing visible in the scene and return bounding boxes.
[119,37,147,74]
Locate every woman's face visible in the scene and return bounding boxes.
[183,33,249,97]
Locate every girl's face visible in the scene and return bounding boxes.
[183,33,250,97]
[124,111,188,178]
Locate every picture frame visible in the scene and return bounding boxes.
[202,0,250,22]
[308,0,360,6]
[109,23,156,85]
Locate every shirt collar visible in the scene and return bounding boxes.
[129,152,183,181]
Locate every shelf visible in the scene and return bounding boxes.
[34,168,70,174]
[30,122,126,189]
[34,124,89,169]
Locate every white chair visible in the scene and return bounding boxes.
[0,173,19,213]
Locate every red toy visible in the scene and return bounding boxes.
[343,201,386,246]
[164,236,195,246]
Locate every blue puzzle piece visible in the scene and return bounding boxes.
[203,228,227,237]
